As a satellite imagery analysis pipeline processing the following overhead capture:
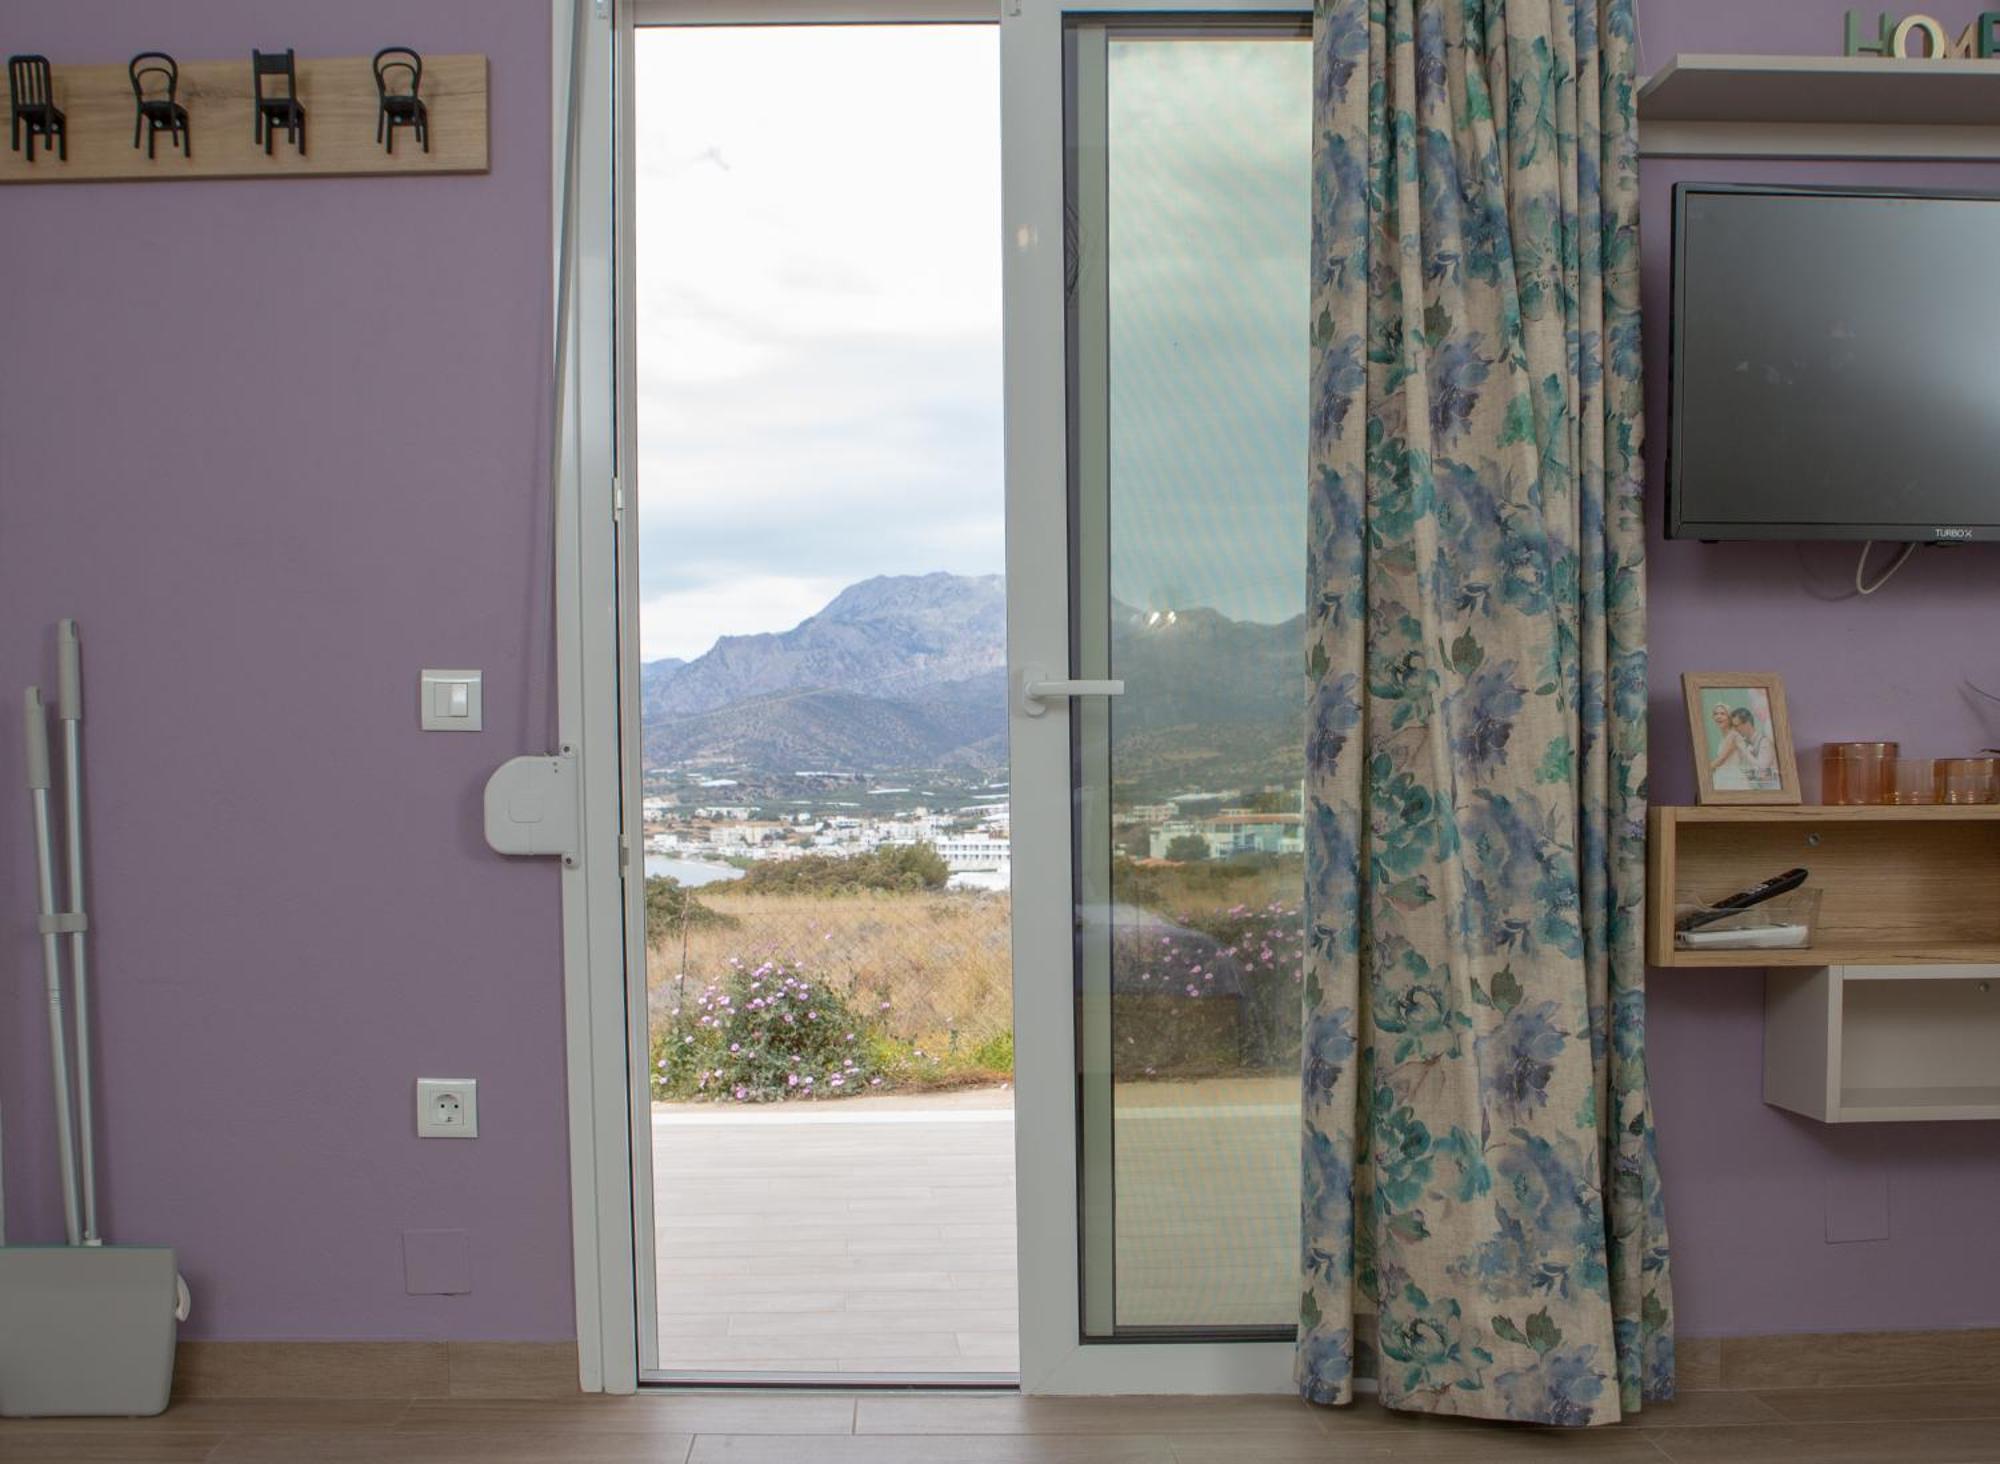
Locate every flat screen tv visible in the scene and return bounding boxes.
[1670,182,2000,542]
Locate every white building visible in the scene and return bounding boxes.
[1150,813,1303,860]
[931,833,1010,872]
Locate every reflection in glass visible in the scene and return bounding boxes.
[1072,28,1312,1334]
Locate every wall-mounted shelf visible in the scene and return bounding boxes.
[1639,53,2000,160]
[1648,804,2000,968]
[1766,964,2000,1123]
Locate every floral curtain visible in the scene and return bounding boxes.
[1297,0,1673,1427]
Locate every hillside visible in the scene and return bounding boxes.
[641,574,1300,787]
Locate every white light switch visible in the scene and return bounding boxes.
[420,669,483,732]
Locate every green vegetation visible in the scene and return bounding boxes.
[738,842,949,896]
[643,876,736,945]
[1112,851,1298,910]
[652,960,885,1101]
[1165,833,1212,862]
[650,952,1013,1102]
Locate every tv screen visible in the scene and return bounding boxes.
[1670,183,2000,542]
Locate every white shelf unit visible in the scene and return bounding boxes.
[1639,53,2000,160]
[1764,963,2000,1123]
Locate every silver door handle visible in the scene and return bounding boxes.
[1020,670,1125,717]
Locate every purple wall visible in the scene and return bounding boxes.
[1636,0,2000,1335]
[1,0,1992,1349]
[0,2,572,1340]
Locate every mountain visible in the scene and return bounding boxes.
[642,574,1008,775]
[643,573,1005,720]
[1108,605,1306,795]
[640,573,1300,786]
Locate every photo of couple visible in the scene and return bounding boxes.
[1702,690,1782,792]
[1683,672,1799,804]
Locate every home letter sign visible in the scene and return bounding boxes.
[1845,9,2000,56]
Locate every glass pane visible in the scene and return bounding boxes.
[635,24,1013,1378]
[1071,27,1312,1336]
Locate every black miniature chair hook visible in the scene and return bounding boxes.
[251,47,305,157]
[130,52,190,160]
[372,47,428,155]
[8,54,67,163]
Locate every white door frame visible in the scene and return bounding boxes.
[555,0,1310,1395]
[1001,0,1305,1395]
[551,0,641,1395]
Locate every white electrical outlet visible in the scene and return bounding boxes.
[415,1078,478,1139]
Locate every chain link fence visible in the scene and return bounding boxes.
[647,887,1014,1065]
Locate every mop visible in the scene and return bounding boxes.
[4,622,186,1417]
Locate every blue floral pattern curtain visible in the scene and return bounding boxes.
[1298,0,1672,1426]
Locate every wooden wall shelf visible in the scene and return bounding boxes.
[1638,53,2000,160]
[0,53,487,185]
[1648,804,2000,968]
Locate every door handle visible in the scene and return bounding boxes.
[1020,668,1125,717]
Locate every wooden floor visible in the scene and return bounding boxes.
[11,1384,2000,1462]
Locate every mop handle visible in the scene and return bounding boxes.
[57,619,81,722]
[24,686,50,789]
[55,620,99,1243]
[25,687,84,1246]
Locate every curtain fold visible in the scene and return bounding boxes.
[1298,0,1672,1426]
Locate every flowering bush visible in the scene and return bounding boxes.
[652,959,888,1102]
[1112,900,1304,1079]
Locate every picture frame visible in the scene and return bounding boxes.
[1683,672,1801,805]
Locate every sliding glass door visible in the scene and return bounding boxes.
[628,13,1013,1383]
[611,0,1312,1392]
[1002,0,1311,1392]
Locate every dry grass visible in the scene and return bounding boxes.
[642,856,1303,1097]
[646,888,1014,1058]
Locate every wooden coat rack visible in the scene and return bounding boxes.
[1,51,487,184]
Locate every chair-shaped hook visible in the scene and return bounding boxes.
[251,48,305,156]
[372,47,427,155]
[129,52,190,160]
[8,54,66,163]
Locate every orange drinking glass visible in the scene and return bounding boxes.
[1821,741,1897,805]
[1936,756,1998,806]
[1887,757,1938,806]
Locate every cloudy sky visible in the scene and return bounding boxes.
[632,26,1308,666]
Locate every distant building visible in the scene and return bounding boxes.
[709,820,785,848]
[930,834,1010,873]
[1149,812,1302,860]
